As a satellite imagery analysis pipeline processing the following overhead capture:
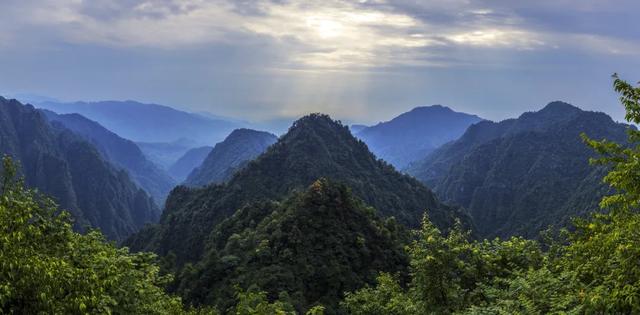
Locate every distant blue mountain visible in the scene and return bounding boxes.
[356,105,483,169]
[136,138,197,170]
[350,124,368,134]
[34,100,242,145]
[168,146,213,182]
[8,93,61,104]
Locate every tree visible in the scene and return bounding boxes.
[342,217,543,314]
[344,74,640,314]
[0,156,215,314]
[569,74,640,313]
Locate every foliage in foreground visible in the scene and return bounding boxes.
[175,178,406,314]
[343,75,640,314]
[0,156,212,314]
[0,155,327,314]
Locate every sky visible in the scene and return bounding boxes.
[0,0,639,124]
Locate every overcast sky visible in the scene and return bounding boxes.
[1,0,639,124]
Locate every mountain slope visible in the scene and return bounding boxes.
[127,114,465,264]
[137,139,197,170]
[0,97,159,241]
[34,100,241,145]
[168,146,213,182]
[357,105,483,169]
[176,179,409,313]
[41,110,176,204]
[406,102,630,238]
[184,129,277,187]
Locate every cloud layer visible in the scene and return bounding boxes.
[1,0,639,122]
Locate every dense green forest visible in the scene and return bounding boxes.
[174,178,409,313]
[1,76,640,314]
[406,101,630,239]
[344,75,640,314]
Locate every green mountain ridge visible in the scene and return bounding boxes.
[184,128,277,187]
[0,97,159,241]
[40,109,176,204]
[126,114,465,265]
[406,101,630,238]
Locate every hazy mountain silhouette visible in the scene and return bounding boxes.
[0,97,159,241]
[168,146,213,182]
[35,100,241,145]
[184,129,277,187]
[136,138,197,170]
[356,105,483,169]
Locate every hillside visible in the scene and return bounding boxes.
[127,114,465,265]
[357,105,483,169]
[41,110,176,204]
[34,100,240,145]
[184,129,277,187]
[406,102,630,238]
[0,97,159,241]
[176,179,409,313]
[168,146,213,182]
[137,139,197,170]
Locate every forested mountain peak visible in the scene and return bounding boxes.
[226,127,275,139]
[177,178,409,313]
[184,128,277,187]
[406,101,630,239]
[127,113,465,266]
[538,100,581,114]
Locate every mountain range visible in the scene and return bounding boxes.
[41,110,176,204]
[184,128,278,187]
[5,92,636,313]
[34,100,241,145]
[137,139,198,170]
[406,101,630,238]
[356,105,483,169]
[168,146,213,182]
[0,97,159,241]
[126,114,466,266]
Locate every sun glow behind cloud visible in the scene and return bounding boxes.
[1,0,639,122]
[2,0,563,70]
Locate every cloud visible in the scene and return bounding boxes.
[6,0,637,71]
[1,0,639,125]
